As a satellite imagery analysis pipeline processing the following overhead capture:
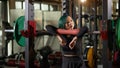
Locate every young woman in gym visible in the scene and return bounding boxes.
[46,15,88,68]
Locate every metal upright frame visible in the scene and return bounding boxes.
[102,0,112,68]
[1,0,8,56]
[118,0,120,17]
[62,0,67,15]
[93,0,98,68]
[62,0,74,17]
[78,1,82,28]
[25,0,34,68]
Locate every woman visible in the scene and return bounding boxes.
[46,15,88,68]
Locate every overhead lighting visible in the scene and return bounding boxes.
[80,0,86,3]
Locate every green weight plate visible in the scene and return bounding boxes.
[108,20,114,51]
[116,19,118,47]
[118,18,120,48]
[112,20,115,29]
[116,18,120,49]
[13,16,25,47]
[116,20,118,47]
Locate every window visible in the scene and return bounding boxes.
[23,2,25,9]
[23,2,40,10]
[41,3,48,11]
[50,5,53,11]
[15,1,22,9]
[34,3,40,9]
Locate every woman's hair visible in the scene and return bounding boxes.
[58,15,68,28]
[58,15,77,29]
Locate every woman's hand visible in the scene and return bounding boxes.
[60,40,66,46]
[69,36,77,49]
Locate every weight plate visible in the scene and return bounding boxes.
[118,18,120,48]
[107,20,114,51]
[116,18,120,49]
[83,48,89,60]
[13,16,25,47]
[87,48,94,68]
[113,51,119,64]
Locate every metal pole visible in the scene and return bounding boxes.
[1,0,8,56]
[102,0,108,67]
[62,0,66,15]
[25,0,29,67]
[118,0,120,17]
[1,0,8,21]
[102,0,112,68]
[78,1,82,28]
[62,0,70,16]
[93,0,98,67]
[25,0,34,68]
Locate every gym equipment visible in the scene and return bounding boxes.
[87,47,94,68]
[39,48,51,68]
[83,46,89,62]
[6,59,40,68]
[83,45,94,68]
[107,20,115,51]
[100,30,108,40]
[3,52,40,67]
[18,60,25,68]
[13,18,100,48]
[3,16,56,68]
[2,21,14,55]
[13,16,25,47]
[54,51,62,64]
[6,59,17,67]
[113,50,120,64]
[39,46,53,58]
[12,16,52,47]
[0,56,6,66]
[116,18,120,49]
[48,54,56,65]
[48,51,62,66]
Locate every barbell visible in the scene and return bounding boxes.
[10,16,87,47]
[4,16,120,48]
[4,16,52,47]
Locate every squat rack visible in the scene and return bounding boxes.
[76,0,113,68]
[23,0,119,68]
[102,0,113,68]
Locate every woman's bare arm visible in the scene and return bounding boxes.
[69,36,77,49]
[56,34,66,46]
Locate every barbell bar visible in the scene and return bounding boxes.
[4,16,120,48]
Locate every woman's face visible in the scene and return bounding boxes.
[65,16,75,30]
